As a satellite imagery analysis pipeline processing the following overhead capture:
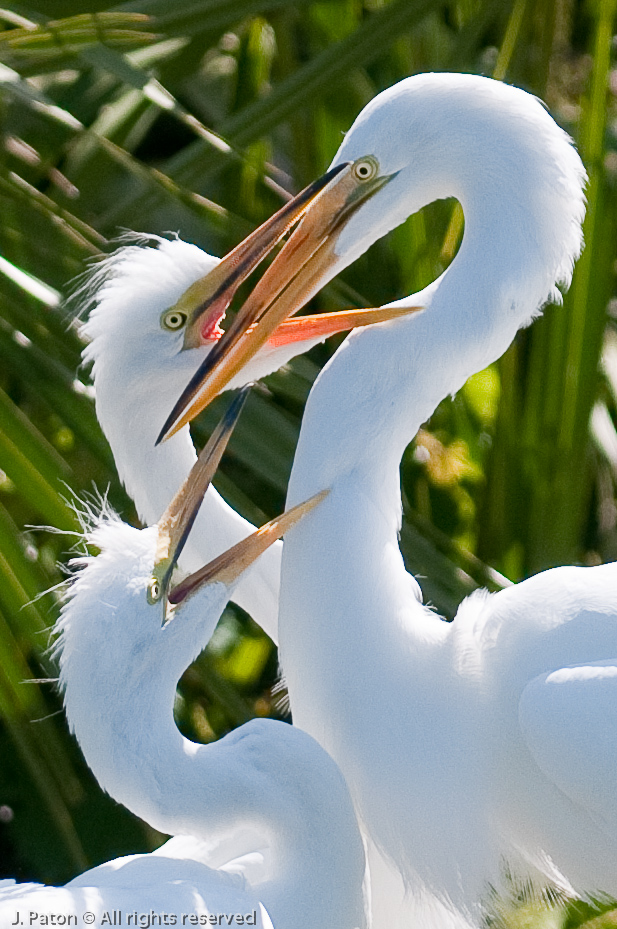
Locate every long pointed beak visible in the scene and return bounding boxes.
[169,489,328,605]
[262,305,423,347]
[147,387,249,605]
[157,159,418,443]
[177,163,351,349]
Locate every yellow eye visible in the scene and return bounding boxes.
[353,157,379,182]
[147,578,161,604]
[161,309,187,331]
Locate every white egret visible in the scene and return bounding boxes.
[81,195,412,644]
[162,73,617,924]
[1,394,367,929]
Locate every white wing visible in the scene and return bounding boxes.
[451,562,617,895]
[519,660,617,835]
[0,851,271,929]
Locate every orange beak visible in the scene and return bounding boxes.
[178,162,351,351]
[158,158,422,443]
[148,387,249,607]
[169,490,328,605]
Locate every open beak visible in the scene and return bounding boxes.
[177,162,351,350]
[147,387,249,607]
[158,158,422,443]
[169,489,328,605]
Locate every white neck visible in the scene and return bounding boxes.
[275,234,532,918]
[287,133,576,510]
[280,70,583,721]
[93,349,200,526]
[285,74,584,508]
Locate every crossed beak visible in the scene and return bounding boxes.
[157,158,422,444]
[177,163,351,351]
[148,386,250,607]
[168,489,327,605]
[148,386,327,615]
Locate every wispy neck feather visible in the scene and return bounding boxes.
[55,521,226,826]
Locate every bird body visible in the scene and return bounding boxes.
[260,73,616,920]
[51,507,367,929]
[0,839,274,929]
[283,478,617,902]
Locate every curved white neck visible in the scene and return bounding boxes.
[68,671,366,929]
[280,86,579,729]
[278,73,585,915]
[288,73,584,511]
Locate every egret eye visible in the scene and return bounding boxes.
[353,157,379,182]
[161,309,188,331]
[147,578,161,604]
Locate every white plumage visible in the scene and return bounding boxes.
[2,484,367,929]
[271,73,616,924]
[26,69,614,929]
[0,838,274,928]
[80,238,284,642]
[167,73,617,926]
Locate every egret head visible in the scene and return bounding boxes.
[77,233,342,518]
[79,179,410,454]
[80,164,355,380]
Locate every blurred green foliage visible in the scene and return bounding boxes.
[0,1,616,923]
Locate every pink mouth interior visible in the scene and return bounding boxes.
[200,301,226,342]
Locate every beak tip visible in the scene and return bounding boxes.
[156,416,180,446]
[155,418,171,446]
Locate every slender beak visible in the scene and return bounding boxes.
[157,158,418,443]
[147,387,249,607]
[262,305,422,348]
[169,489,328,605]
[176,163,351,350]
